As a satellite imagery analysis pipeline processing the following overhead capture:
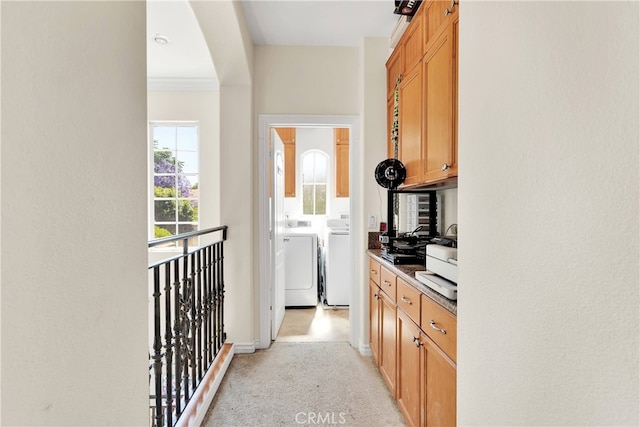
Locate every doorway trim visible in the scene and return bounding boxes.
[257,114,361,350]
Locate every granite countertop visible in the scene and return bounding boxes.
[368,249,457,316]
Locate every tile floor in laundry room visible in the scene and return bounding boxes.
[276,303,349,342]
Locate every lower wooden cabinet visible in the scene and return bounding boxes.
[422,334,457,427]
[369,255,457,427]
[379,291,397,395]
[397,310,423,427]
[370,280,397,396]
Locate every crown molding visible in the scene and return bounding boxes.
[147,77,219,92]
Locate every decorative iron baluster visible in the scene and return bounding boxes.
[163,263,174,426]
[172,258,182,416]
[152,267,164,427]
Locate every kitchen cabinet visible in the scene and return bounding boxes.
[396,310,422,427]
[275,127,296,197]
[370,261,397,396]
[422,334,456,427]
[368,253,457,427]
[385,0,459,188]
[334,128,349,197]
[421,15,457,183]
[398,63,423,186]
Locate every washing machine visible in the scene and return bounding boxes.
[323,219,350,306]
[284,230,318,306]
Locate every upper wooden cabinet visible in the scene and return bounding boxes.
[334,128,349,197]
[386,47,404,102]
[385,0,459,188]
[422,20,457,183]
[275,127,296,197]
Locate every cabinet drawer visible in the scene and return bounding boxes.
[396,278,421,325]
[380,266,397,302]
[421,294,457,362]
[369,258,381,285]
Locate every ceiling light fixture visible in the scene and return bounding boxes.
[153,34,171,45]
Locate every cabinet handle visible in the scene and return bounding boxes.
[412,336,423,348]
[444,8,452,15]
[450,0,459,8]
[430,320,447,335]
[370,269,377,274]
[283,237,290,242]
[374,293,379,300]
[383,280,392,287]
[401,295,412,305]
[441,163,451,171]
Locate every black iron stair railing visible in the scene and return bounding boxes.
[148,226,228,427]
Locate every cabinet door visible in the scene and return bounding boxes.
[396,310,422,427]
[379,291,397,397]
[284,142,296,197]
[422,334,456,427]
[422,25,457,183]
[275,127,297,197]
[369,281,381,366]
[398,63,423,186]
[335,142,349,197]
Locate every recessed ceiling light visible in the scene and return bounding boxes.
[153,34,171,45]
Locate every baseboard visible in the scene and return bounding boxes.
[176,343,234,427]
[359,344,373,357]
[233,341,258,354]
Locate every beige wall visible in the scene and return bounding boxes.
[1,2,148,425]
[458,2,639,424]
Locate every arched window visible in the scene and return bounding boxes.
[301,150,328,215]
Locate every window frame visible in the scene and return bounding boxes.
[300,149,329,216]
[149,121,200,248]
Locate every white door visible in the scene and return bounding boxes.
[271,132,286,340]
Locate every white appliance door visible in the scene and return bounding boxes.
[284,235,314,290]
[271,133,286,340]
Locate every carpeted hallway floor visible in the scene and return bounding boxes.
[201,341,405,426]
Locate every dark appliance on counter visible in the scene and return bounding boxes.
[374,159,441,264]
[394,0,422,16]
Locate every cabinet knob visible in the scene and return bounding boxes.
[441,163,451,171]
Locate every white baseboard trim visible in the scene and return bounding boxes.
[359,344,372,357]
[233,341,258,354]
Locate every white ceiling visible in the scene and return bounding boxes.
[147,0,400,82]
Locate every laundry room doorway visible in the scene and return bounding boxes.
[257,115,362,349]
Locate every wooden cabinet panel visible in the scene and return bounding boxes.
[275,127,296,197]
[422,334,456,427]
[422,26,457,183]
[370,281,381,366]
[380,266,398,303]
[397,277,421,326]
[421,294,457,362]
[397,311,422,427]
[398,64,423,186]
[334,128,349,198]
[402,4,425,72]
[369,258,381,285]
[379,291,397,396]
[386,47,404,101]
[425,0,457,48]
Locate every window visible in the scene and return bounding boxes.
[151,123,199,245]
[301,150,328,215]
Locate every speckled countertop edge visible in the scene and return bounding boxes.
[367,249,457,316]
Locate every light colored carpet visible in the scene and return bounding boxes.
[201,342,405,426]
